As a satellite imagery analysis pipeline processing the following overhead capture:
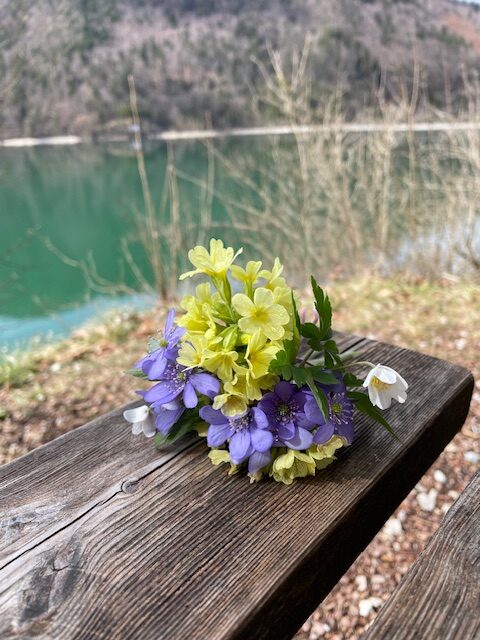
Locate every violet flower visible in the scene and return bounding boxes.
[304,377,355,444]
[200,405,273,469]
[258,381,314,450]
[135,309,185,381]
[143,361,220,409]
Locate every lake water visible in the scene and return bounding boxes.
[1,135,477,349]
[0,140,264,348]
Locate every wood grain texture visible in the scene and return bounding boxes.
[0,335,473,640]
[362,472,480,640]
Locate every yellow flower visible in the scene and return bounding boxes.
[208,449,239,475]
[177,334,213,368]
[203,346,239,382]
[259,258,287,291]
[231,260,262,295]
[245,330,281,379]
[270,449,316,485]
[232,287,290,341]
[213,373,249,416]
[308,436,345,470]
[180,239,242,280]
[178,289,219,339]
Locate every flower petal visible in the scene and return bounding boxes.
[232,293,254,317]
[183,381,198,408]
[207,423,231,447]
[124,405,149,424]
[275,380,294,402]
[313,422,335,444]
[144,382,180,405]
[252,407,269,429]
[164,308,175,334]
[147,354,168,380]
[286,427,314,450]
[248,450,271,474]
[229,430,251,464]
[250,427,274,452]
[142,417,157,438]
[190,372,220,398]
[199,405,228,425]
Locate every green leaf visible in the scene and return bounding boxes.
[308,367,339,385]
[125,368,148,379]
[343,372,364,387]
[310,276,332,340]
[154,409,203,446]
[300,322,323,351]
[291,292,302,333]
[305,372,329,421]
[348,391,401,441]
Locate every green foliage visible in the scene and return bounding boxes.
[347,391,400,441]
[154,409,203,445]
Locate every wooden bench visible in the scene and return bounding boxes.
[0,334,473,640]
[362,470,480,640]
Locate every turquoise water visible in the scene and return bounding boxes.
[0,141,244,348]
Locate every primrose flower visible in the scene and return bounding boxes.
[213,373,249,416]
[259,257,288,291]
[231,260,262,294]
[144,362,220,409]
[304,378,355,445]
[177,283,219,336]
[363,364,408,410]
[259,381,314,450]
[308,435,345,470]
[232,287,290,341]
[123,405,156,438]
[245,330,281,379]
[135,309,184,381]
[270,449,316,485]
[180,239,242,280]
[200,405,273,467]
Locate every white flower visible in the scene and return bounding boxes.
[363,364,408,410]
[123,404,156,438]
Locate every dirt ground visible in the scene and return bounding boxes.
[1,275,478,639]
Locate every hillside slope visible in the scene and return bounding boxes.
[1,0,480,137]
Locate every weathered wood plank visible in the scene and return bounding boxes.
[0,336,473,640]
[362,472,480,640]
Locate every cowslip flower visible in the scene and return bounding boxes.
[363,364,408,410]
[304,378,355,445]
[232,287,290,341]
[144,362,220,409]
[245,330,281,379]
[231,260,262,295]
[270,449,316,485]
[135,309,184,380]
[123,405,156,438]
[179,239,242,280]
[259,381,314,450]
[200,405,273,468]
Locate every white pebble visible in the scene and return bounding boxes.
[417,488,438,512]
[359,597,383,617]
[433,470,447,484]
[50,362,61,372]
[464,451,480,465]
[355,575,368,592]
[383,516,403,538]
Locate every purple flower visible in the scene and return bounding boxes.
[143,361,220,409]
[304,377,355,444]
[135,309,185,381]
[200,405,273,471]
[258,380,314,450]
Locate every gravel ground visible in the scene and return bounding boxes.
[0,276,478,639]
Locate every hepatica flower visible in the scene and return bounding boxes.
[144,362,220,409]
[363,364,408,410]
[135,309,185,381]
[305,379,355,445]
[259,381,314,450]
[200,405,273,472]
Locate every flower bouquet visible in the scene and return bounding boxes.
[124,239,408,484]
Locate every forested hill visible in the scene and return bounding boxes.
[2,0,480,137]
